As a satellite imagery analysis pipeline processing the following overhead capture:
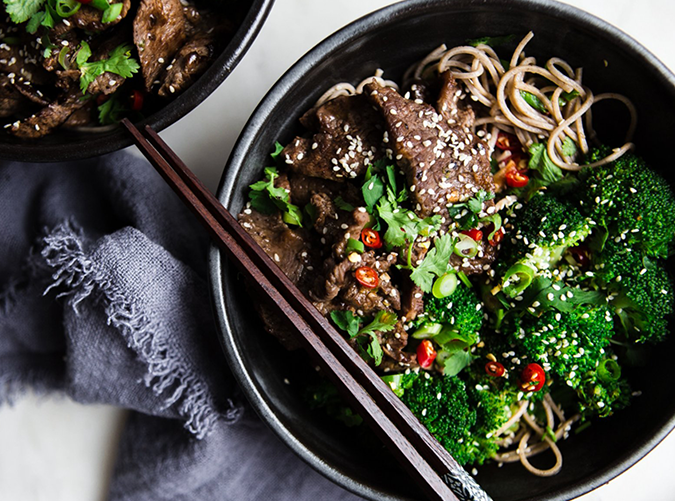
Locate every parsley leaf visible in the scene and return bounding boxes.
[248,167,303,226]
[410,233,455,292]
[3,0,45,23]
[78,43,140,94]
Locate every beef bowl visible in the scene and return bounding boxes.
[0,0,273,162]
[210,1,675,500]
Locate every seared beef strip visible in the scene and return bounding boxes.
[51,0,132,37]
[281,94,386,181]
[157,35,213,97]
[378,321,417,371]
[133,0,187,91]
[436,71,475,129]
[364,82,494,221]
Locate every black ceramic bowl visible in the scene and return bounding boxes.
[0,0,273,163]
[210,1,675,500]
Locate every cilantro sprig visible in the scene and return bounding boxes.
[76,41,139,94]
[409,233,456,293]
[330,310,397,366]
[248,167,303,226]
[4,0,124,34]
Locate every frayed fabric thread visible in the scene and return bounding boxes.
[41,222,230,438]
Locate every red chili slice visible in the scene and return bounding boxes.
[485,361,505,377]
[130,90,144,111]
[461,228,483,242]
[519,363,546,392]
[495,132,522,152]
[488,227,505,247]
[361,228,383,249]
[417,340,437,368]
[505,163,529,188]
[355,266,379,289]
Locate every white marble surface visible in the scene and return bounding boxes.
[2,0,675,500]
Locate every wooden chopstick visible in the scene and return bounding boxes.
[122,118,492,501]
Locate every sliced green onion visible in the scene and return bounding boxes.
[91,0,110,10]
[597,359,621,383]
[503,263,535,297]
[282,205,303,226]
[432,273,458,298]
[55,0,81,18]
[411,322,443,339]
[58,46,70,70]
[453,233,478,259]
[102,2,123,23]
[457,270,472,288]
[381,374,410,397]
[346,238,365,254]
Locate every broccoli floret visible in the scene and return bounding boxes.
[575,357,632,419]
[578,148,675,258]
[401,371,499,465]
[421,283,484,338]
[503,305,615,387]
[594,239,673,343]
[497,192,594,297]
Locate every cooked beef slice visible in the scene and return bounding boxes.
[50,0,132,36]
[287,173,362,208]
[281,94,386,181]
[364,82,494,220]
[450,237,499,274]
[238,209,315,287]
[311,250,400,317]
[0,76,25,118]
[157,35,213,97]
[133,0,186,91]
[399,281,425,322]
[436,71,475,129]
[378,321,417,371]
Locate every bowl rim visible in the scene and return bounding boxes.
[210,1,675,500]
[0,0,275,163]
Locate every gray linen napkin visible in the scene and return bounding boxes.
[0,151,363,501]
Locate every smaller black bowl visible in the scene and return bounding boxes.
[211,1,675,500]
[0,0,273,163]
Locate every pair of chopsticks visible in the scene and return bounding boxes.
[122,118,492,501]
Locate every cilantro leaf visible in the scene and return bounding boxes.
[362,168,385,213]
[377,197,441,248]
[410,233,455,292]
[330,310,396,366]
[330,310,360,338]
[358,310,397,337]
[270,141,284,160]
[528,142,564,184]
[248,167,303,226]
[3,0,45,23]
[334,196,355,212]
[78,43,139,94]
[442,350,472,377]
[97,93,127,125]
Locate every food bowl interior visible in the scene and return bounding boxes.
[212,1,675,500]
[0,0,273,163]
